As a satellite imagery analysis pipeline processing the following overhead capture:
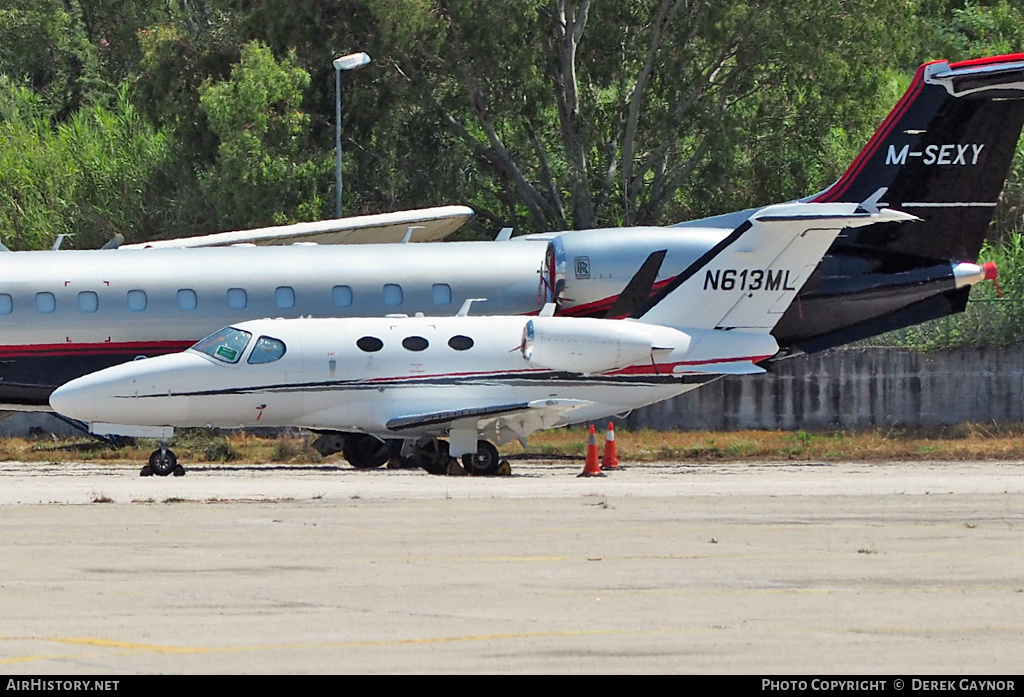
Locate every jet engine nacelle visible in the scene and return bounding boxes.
[538,226,728,316]
[522,317,659,374]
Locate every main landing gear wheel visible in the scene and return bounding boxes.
[343,434,389,469]
[147,448,179,477]
[415,439,452,475]
[462,440,500,476]
[310,432,346,457]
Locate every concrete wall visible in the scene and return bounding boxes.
[621,345,1024,431]
[0,411,83,438]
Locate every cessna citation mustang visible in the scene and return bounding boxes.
[23,54,1024,445]
[51,202,930,474]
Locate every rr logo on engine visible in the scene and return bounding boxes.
[574,256,590,279]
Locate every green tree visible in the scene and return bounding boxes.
[0,77,170,249]
[0,0,106,117]
[365,0,915,232]
[199,40,330,228]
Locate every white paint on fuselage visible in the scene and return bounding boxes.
[50,315,775,442]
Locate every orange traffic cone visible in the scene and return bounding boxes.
[578,425,606,477]
[601,422,622,470]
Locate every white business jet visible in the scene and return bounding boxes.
[51,202,919,475]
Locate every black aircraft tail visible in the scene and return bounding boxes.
[772,54,1024,356]
[811,54,1024,261]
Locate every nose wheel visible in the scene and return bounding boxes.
[142,445,185,477]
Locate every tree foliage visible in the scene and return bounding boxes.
[199,40,328,228]
[0,0,1022,246]
[0,77,169,249]
[371,0,913,230]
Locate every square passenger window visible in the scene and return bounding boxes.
[177,289,197,311]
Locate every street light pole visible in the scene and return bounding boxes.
[333,52,371,219]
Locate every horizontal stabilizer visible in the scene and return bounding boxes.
[604,250,667,319]
[637,203,917,332]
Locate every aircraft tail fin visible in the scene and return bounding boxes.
[811,54,1024,261]
[636,203,917,332]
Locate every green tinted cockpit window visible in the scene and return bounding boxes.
[248,336,287,364]
[191,327,252,364]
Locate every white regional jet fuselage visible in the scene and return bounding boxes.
[48,314,773,442]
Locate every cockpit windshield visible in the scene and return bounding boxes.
[247,335,287,364]
[191,327,252,364]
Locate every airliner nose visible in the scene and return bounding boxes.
[49,374,99,422]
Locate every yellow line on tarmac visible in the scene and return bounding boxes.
[51,637,201,653]
[2,627,674,663]
[0,653,89,666]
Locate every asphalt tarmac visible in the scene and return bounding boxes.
[1,458,1022,674]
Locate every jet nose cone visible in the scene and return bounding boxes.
[49,374,99,422]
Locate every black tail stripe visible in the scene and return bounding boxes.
[631,221,752,319]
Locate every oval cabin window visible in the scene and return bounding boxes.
[126,290,147,312]
[226,288,247,309]
[382,284,403,307]
[432,283,452,305]
[402,336,429,352]
[357,336,383,352]
[448,335,474,351]
[275,286,295,309]
[332,285,353,307]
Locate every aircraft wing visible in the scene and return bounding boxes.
[385,398,594,444]
[120,206,474,249]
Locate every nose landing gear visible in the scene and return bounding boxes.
[141,442,185,477]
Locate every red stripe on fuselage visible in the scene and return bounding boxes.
[556,279,674,318]
[350,354,772,384]
[0,340,194,357]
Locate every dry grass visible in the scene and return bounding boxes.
[507,423,1024,462]
[6,422,1024,465]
